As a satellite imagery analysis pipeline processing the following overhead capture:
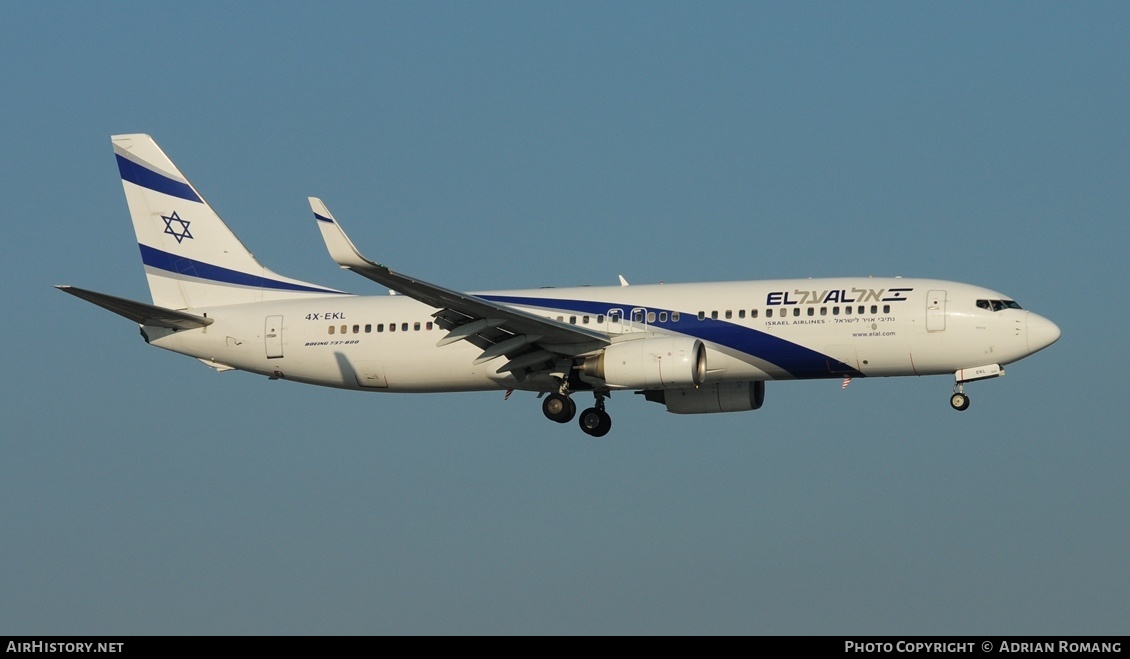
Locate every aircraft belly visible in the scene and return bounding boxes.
[383,360,499,392]
[356,342,501,392]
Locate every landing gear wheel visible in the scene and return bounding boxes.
[542,393,576,423]
[950,392,970,411]
[579,408,612,437]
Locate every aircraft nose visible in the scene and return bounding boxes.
[1026,312,1061,354]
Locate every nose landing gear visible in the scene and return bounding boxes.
[949,364,1004,411]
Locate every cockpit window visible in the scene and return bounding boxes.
[976,299,1023,312]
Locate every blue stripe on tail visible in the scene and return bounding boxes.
[116,154,202,203]
[139,244,346,295]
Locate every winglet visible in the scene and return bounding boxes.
[309,197,380,271]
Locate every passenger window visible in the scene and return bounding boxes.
[597,314,605,324]
[647,312,656,323]
[671,312,680,322]
[767,309,774,318]
[353,324,360,334]
[414,322,421,331]
[833,307,840,316]
[738,310,745,319]
[750,309,758,318]
[610,310,622,323]
[389,323,396,332]
[401,323,409,332]
[870,305,877,314]
[711,311,718,320]
[659,312,668,322]
[844,306,852,315]
[365,324,372,333]
[697,311,705,320]
[583,315,590,324]
[426,322,433,330]
[724,310,732,319]
[807,307,814,316]
[341,325,347,334]
[328,325,335,335]
[883,305,890,313]
[793,308,800,317]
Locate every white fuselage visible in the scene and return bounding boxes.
[145,277,1059,393]
[77,135,1060,432]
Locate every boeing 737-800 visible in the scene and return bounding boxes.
[58,134,1061,436]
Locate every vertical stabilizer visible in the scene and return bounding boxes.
[112,134,344,308]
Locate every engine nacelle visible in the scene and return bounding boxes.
[644,381,766,414]
[583,338,706,389]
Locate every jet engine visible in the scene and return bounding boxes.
[583,338,706,389]
[643,381,766,414]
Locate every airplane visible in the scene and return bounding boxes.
[58,134,1061,436]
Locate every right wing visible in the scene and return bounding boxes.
[309,198,610,375]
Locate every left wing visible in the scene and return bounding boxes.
[56,285,214,330]
[309,198,610,375]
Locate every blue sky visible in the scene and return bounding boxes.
[1,2,1126,634]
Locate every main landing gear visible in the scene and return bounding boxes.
[950,388,971,411]
[578,394,612,437]
[541,391,612,437]
[542,392,576,423]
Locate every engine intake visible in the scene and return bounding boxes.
[583,338,706,389]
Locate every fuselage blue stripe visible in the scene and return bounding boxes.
[116,154,202,203]
[479,293,859,379]
[139,244,346,295]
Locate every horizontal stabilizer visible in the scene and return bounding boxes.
[55,285,214,330]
